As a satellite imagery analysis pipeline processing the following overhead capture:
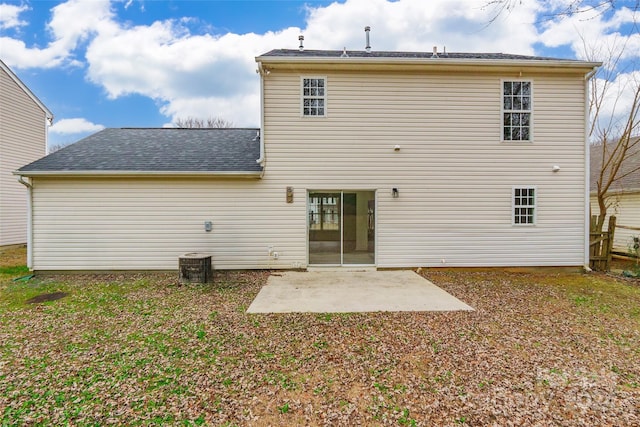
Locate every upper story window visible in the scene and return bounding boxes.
[302,77,326,117]
[503,81,532,142]
[513,186,536,225]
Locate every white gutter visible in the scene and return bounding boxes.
[45,115,52,154]
[256,61,266,171]
[584,65,599,268]
[17,176,33,269]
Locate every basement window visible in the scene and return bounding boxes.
[513,186,536,225]
[502,81,532,141]
[302,77,326,116]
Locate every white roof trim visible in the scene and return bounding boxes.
[256,55,602,71]
[13,170,263,179]
[0,59,53,122]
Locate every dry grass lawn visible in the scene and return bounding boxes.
[1,246,639,426]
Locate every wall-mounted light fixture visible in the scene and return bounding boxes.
[394,144,401,151]
[286,186,294,203]
[392,188,399,198]
[552,165,561,172]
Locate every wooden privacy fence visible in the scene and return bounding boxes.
[590,215,616,271]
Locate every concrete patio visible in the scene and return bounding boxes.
[247,270,474,313]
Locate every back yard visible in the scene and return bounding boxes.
[1,246,638,426]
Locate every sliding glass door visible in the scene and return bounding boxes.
[308,191,375,265]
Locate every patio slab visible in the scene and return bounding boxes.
[246,270,474,313]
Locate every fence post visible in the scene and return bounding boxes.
[590,216,596,270]
[606,216,616,271]
[589,215,616,271]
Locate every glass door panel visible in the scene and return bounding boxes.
[308,192,341,264]
[342,191,375,265]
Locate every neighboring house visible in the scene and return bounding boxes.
[0,60,53,247]
[15,47,600,271]
[590,138,640,254]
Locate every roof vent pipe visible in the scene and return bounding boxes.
[431,46,439,59]
[365,26,371,53]
[299,35,304,51]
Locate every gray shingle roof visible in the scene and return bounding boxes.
[259,49,587,62]
[590,137,640,193]
[17,128,262,175]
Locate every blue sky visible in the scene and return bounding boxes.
[1,0,638,149]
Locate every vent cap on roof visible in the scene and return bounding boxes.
[365,26,371,53]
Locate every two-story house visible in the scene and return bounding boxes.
[15,47,600,271]
[1,60,52,247]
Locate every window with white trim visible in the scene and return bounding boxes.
[302,77,326,116]
[513,186,536,225]
[503,81,531,141]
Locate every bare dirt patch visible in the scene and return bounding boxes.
[0,245,26,268]
[25,291,69,304]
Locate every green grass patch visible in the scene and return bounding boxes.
[0,265,30,276]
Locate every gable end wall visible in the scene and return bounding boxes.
[0,67,47,246]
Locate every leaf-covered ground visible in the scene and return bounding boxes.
[1,247,639,426]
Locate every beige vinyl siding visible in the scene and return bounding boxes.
[262,69,587,267]
[0,67,47,246]
[30,178,304,270]
[590,193,640,254]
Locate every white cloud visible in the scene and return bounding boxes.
[0,3,28,29]
[49,118,105,135]
[0,3,29,30]
[302,0,540,54]
[80,0,543,126]
[84,19,300,126]
[0,0,113,68]
[539,4,640,69]
[591,70,640,138]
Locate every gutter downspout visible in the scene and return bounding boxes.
[584,66,599,271]
[17,176,33,270]
[45,114,53,154]
[256,61,266,176]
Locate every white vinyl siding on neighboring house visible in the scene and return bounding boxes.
[591,192,640,254]
[0,66,48,246]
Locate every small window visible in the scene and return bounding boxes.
[513,187,536,225]
[503,81,532,141]
[302,77,326,116]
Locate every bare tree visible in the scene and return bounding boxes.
[591,82,640,233]
[483,0,639,26]
[173,116,234,128]
[485,0,638,18]
[48,143,69,153]
[577,29,640,234]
